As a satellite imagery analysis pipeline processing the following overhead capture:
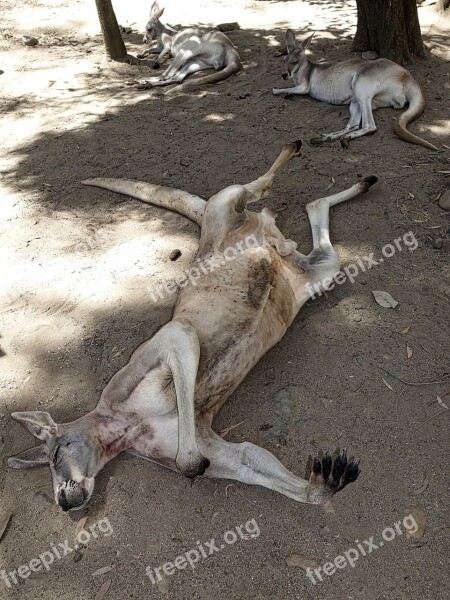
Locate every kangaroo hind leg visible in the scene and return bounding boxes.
[201,429,360,504]
[305,177,378,295]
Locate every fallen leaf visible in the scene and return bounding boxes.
[0,514,12,543]
[287,553,320,570]
[75,516,88,540]
[406,344,413,359]
[322,500,335,514]
[408,192,415,199]
[400,326,411,334]
[405,506,427,538]
[411,473,429,496]
[372,290,398,309]
[381,376,394,392]
[326,176,336,191]
[92,566,114,577]
[436,394,449,410]
[219,420,245,438]
[383,354,394,360]
[95,579,111,600]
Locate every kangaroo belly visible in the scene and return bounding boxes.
[174,246,297,410]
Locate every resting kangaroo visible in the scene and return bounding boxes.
[273,30,438,150]
[8,141,371,512]
[137,1,241,90]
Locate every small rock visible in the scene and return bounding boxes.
[73,549,83,562]
[121,26,133,34]
[438,190,450,211]
[433,238,443,249]
[216,22,240,32]
[169,249,182,261]
[362,51,378,60]
[32,491,52,506]
[22,35,39,46]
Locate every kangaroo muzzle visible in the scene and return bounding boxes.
[57,480,85,512]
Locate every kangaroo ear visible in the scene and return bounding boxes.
[300,32,315,50]
[11,411,58,441]
[285,29,297,53]
[8,444,49,469]
[150,1,164,19]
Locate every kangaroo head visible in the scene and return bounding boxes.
[8,411,104,512]
[282,29,314,81]
[143,1,165,43]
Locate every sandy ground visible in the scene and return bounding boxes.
[0,0,449,599]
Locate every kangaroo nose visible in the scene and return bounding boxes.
[58,489,71,512]
[57,481,85,511]
[282,72,289,80]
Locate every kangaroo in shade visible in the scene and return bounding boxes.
[8,141,370,513]
[273,29,438,150]
[137,1,241,92]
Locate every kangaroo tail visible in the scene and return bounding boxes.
[166,51,242,94]
[81,178,206,226]
[393,82,438,151]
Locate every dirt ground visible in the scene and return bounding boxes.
[0,0,449,599]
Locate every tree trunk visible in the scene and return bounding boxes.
[353,0,425,63]
[95,0,127,61]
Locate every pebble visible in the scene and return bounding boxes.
[433,238,443,249]
[32,491,52,506]
[362,51,378,60]
[22,35,39,46]
[438,190,450,211]
[169,249,182,261]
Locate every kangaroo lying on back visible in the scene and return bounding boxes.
[8,141,365,512]
[273,30,437,150]
[137,1,241,91]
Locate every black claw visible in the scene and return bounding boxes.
[361,175,378,191]
[307,448,360,496]
[293,139,302,155]
[331,449,348,483]
[183,457,210,478]
[322,452,332,480]
[343,460,360,485]
[312,456,322,475]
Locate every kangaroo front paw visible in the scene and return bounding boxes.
[136,79,152,90]
[176,453,210,478]
[305,449,360,504]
